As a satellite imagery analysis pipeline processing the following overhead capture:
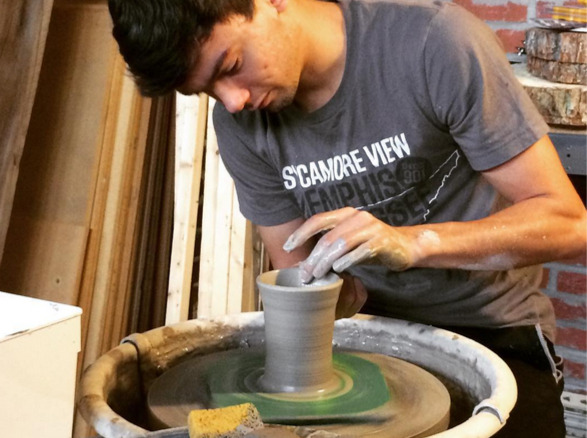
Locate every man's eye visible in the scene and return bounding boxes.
[226,60,240,75]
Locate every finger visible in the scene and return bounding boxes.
[332,243,374,273]
[298,237,347,282]
[300,214,378,280]
[283,208,358,252]
[335,276,357,319]
[345,276,368,318]
[321,220,380,274]
[311,238,350,278]
[300,225,364,280]
[335,275,368,319]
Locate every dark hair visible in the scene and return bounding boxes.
[108,0,255,96]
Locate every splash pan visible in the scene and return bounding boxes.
[78,313,517,438]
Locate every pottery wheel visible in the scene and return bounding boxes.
[148,349,451,438]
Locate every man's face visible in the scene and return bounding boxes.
[179,2,303,113]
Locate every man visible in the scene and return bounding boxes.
[108,0,586,436]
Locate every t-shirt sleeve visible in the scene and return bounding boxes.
[423,3,548,171]
[212,102,303,226]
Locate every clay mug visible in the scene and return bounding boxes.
[256,267,343,393]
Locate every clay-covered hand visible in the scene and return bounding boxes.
[335,273,368,319]
[283,207,414,282]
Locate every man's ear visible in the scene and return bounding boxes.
[269,0,287,13]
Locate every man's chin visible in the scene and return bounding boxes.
[264,92,297,112]
[264,103,286,113]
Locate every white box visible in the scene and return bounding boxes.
[0,291,82,438]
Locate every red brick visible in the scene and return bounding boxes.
[540,267,550,289]
[557,271,587,295]
[556,326,587,350]
[453,0,527,22]
[536,1,553,18]
[551,297,587,320]
[495,29,527,54]
[563,360,586,380]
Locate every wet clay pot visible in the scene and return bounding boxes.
[256,268,343,393]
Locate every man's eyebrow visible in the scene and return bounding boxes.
[196,48,228,93]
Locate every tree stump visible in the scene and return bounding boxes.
[525,27,587,85]
[513,63,587,127]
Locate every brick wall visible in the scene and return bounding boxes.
[543,254,587,394]
[451,0,573,53]
[453,0,528,53]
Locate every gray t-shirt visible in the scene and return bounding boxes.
[213,0,556,340]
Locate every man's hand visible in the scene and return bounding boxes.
[283,207,416,282]
[256,216,369,319]
[336,273,368,319]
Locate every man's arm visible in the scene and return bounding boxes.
[283,135,587,281]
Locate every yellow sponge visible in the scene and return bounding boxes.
[188,403,264,438]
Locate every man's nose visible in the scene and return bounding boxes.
[215,81,250,113]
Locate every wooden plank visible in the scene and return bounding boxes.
[98,70,150,353]
[74,67,151,438]
[72,44,122,438]
[246,223,270,312]
[227,190,247,314]
[0,217,88,303]
[5,4,132,437]
[111,95,152,342]
[74,49,122,393]
[74,46,152,438]
[149,117,176,328]
[197,98,265,317]
[0,0,54,265]
[165,94,208,324]
[82,62,135,365]
[209,153,236,316]
[0,1,154,435]
[0,2,118,305]
[126,95,175,334]
[197,100,221,318]
[240,220,258,312]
